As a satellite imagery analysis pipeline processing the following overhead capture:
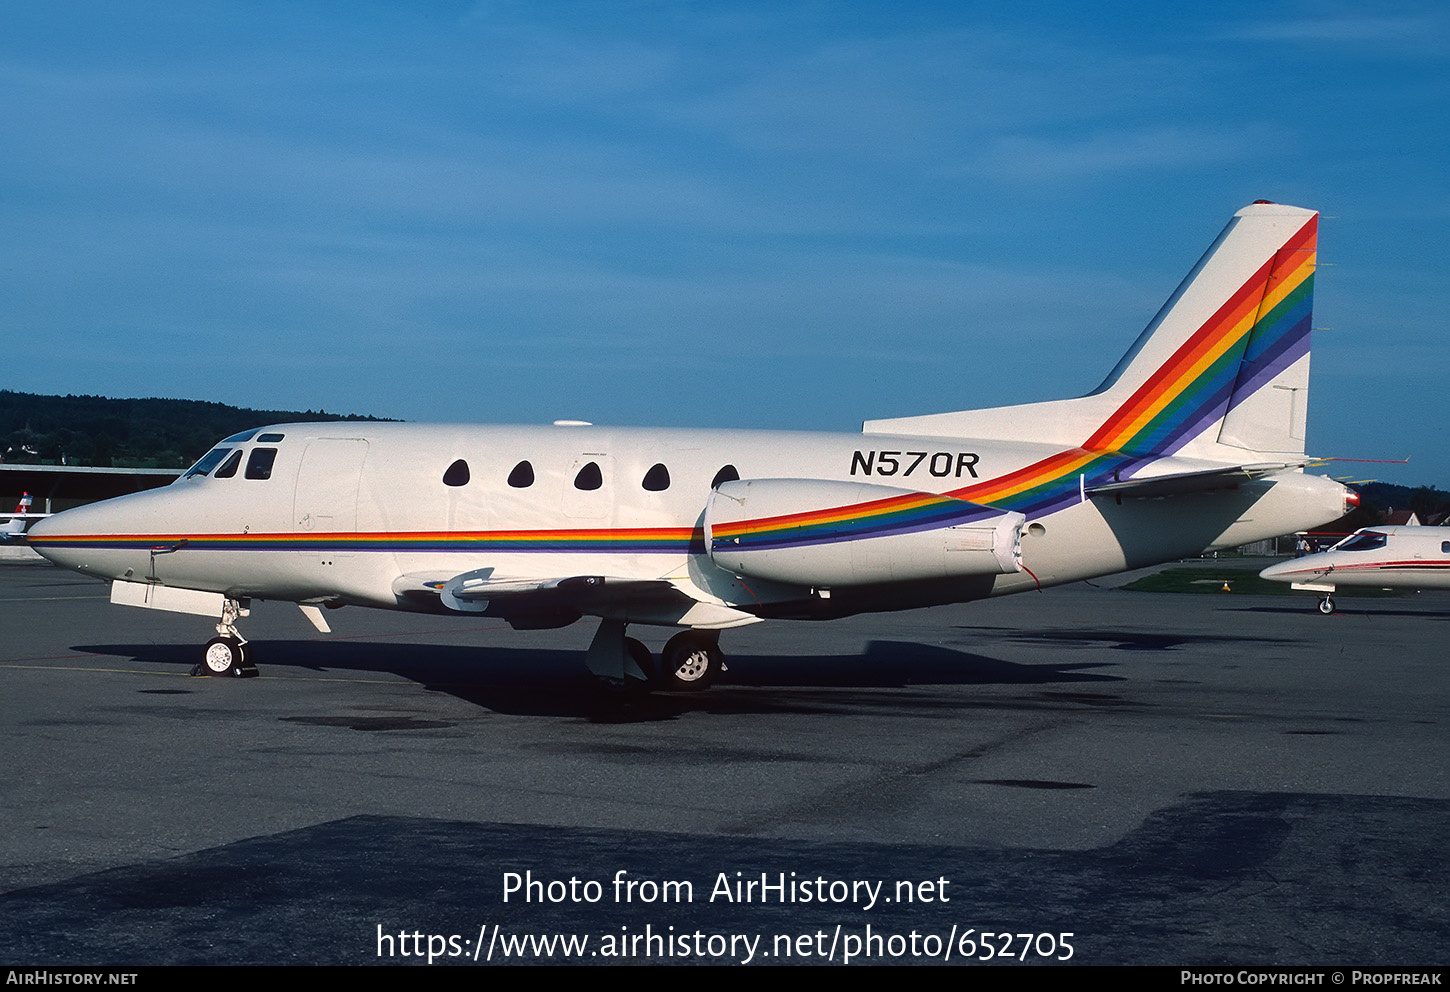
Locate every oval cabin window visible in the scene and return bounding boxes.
[508,461,534,488]
[443,459,470,487]
[574,461,603,491]
[642,463,670,491]
[710,464,739,489]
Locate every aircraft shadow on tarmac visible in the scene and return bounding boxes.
[71,638,1124,719]
[1227,603,1450,619]
[957,625,1296,652]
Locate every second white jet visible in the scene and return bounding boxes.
[1260,526,1450,614]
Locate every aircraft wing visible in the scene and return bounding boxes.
[391,568,680,623]
[1084,461,1310,500]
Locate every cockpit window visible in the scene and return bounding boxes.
[214,450,243,479]
[1336,531,1388,553]
[256,432,286,443]
[183,447,234,479]
[221,429,259,444]
[245,448,278,480]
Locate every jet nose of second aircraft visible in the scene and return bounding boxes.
[1258,559,1296,582]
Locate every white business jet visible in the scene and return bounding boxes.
[28,202,1354,690]
[1260,526,1450,614]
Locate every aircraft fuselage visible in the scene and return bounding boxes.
[32,421,1349,626]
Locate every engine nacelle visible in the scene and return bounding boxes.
[704,478,1024,587]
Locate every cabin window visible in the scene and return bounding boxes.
[508,460,534,488]
[443,459,470,487]
[710,464,740,489]
[1442,541,1449,554]
[214,450,243,479]
[183,447,233,479]
[642,463,670,491]
[245,448,278,480]
[1337,531,1387,552]
[574,461,603,491]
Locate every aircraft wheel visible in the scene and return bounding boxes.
[659,632,721,692]
[201,636,248,677]
[1318,596,1335,615]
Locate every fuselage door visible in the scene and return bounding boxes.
[294,438,369,533]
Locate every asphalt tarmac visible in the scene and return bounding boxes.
[2,558,1447,965]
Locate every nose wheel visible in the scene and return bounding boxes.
[200,636,254,677]
[193,598,258,677]
[1317,595,1336,615]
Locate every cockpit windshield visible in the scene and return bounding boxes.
[182,447,234,480]
[1333,531,1388,553]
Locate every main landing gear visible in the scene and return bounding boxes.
[586,621,725,694]
[192,598,258,678]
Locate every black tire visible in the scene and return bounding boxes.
[659,632,721,692]
[201,636,247,677]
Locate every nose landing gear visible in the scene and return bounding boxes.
[192,598,258,677]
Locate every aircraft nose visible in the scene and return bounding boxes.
[1258,559,1295,582]
[1259,556,1332,583]
[24,510,61,547]
[23,498,149,579]
[25,506,87,567]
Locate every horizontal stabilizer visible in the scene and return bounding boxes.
[1084,460,1309,499]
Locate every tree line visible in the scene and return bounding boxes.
[0,390,388,469]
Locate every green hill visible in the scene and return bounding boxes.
[0,391,390,470]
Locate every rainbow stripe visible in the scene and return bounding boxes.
[30,527,700,555]
[709,489,1002,552]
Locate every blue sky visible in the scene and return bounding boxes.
[3,1,1447,487]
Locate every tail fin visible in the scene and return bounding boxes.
[864,202,1319,462]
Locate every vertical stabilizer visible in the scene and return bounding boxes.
[863,202,1319,463]
[1085,202,1317,459]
